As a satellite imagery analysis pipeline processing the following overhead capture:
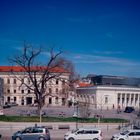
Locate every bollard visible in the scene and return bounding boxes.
[107,124,109,131]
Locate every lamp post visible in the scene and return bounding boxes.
[73,101,78,129]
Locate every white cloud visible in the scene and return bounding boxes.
[69,53,140,67]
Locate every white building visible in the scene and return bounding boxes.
[76,85,140,110]
[0,66,70,106]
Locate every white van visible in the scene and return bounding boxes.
[111,129,140,140]
[64,128,103,140]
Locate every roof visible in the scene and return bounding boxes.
[0,66,68,73]
[76,81,92,87]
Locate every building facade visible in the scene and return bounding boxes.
[0,66,70,106]
[76,85,140,110]
[0,78,4,106]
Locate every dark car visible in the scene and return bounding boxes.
[3,104,11,109]
[12,126,50,140]
[124,106,135,113]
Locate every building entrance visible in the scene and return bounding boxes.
[26,97,32,105]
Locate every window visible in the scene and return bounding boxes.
[13,79,16,84]
[56,88,58,93]
[129,132,135,136]
[14,89,16,93]
[28,78,30,84]
[49,97,52,104]
[21,78,24,83]
[7,89,10,93]
[7,97,10,102]
[55,97,58,104]
[28,90,30,93]
[92,131,99,134]
[84,130,92,134]
[77,130,84,134]
[21,90,24,94]
[49,88,52,93]
[7,78,10,84]
[14,97,16,102]
[62,80,65,85]
[136,132,140,136]
[56,79,59,85]
[105,96,108,104]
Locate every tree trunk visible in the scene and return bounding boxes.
[38,106,42,125]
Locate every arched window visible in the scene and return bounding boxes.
[13,79,16,84]
[49,97,52,104]
[14,97,16,102]
[56,79,59,85]
[7,78,10,84]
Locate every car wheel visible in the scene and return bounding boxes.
[15,137,21,140]
[39,137,45,140]
[93,139,99,140]
[68,138,75,140]
[119,139,124,140]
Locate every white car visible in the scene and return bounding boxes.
[64,128,103,140]
[111,129,140,140]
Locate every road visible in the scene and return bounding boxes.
[0,122,124,140]
[1,106,139,140]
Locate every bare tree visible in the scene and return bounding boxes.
[9,43,72,123]
[78,101,91,120]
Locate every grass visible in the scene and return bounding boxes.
[0,115,128,123]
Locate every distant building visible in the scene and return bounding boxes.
[0,66,70,106]
[77,85,140,110]
[0,78,4,106]
[85,75,140,87]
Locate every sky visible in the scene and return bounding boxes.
[0,0,140,77]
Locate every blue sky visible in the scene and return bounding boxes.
[0,0,140,77]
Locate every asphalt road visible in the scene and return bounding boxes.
[0,122,123,140]
[1,106,139,140]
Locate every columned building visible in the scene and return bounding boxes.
[76,85,140,110]
[0,66,70,106]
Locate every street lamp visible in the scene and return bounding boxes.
[73,101,78,129]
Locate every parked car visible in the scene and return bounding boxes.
[124,106,135,113]
[111,129,140,140]
[12,126,50,140]
[0,134,2,138]
[64,127,103,140]
[3,104,11,109]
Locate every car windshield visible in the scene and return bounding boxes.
[71,129,79,133]
[120,130,129,135]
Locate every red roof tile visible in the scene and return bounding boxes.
[76,81,92,87]
[0,66,68,73]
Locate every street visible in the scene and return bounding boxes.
[1,106,139,140]
[0,122,125,140]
